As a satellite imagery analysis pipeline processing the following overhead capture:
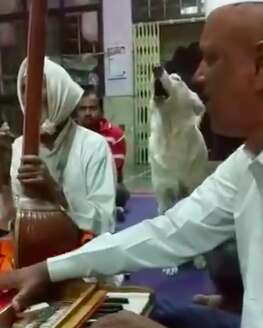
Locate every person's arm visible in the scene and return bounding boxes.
[11,139,68,208]
[47,148,245,282]
[0,148,245,312]
[68,138,116,234]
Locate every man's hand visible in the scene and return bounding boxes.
[17,155,63,204]
[0,262,50,312]
[18,156,56,191]
[92,311,166,328]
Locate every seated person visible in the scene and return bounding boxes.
[151,240,243,328]
[0,58,116,273]
[194,239,243,314]
[0,122,14,189]
[77,86,130,217]
[0,123,14,273]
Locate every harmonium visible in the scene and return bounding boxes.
[0,280,154,327]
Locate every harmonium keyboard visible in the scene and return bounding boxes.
[0,280,154,327]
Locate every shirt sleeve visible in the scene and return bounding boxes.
[67,138,116,235]
[48,149,243,282]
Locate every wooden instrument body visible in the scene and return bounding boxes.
[14,200,80,268]
[0,281,154,327]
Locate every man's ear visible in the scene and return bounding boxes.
[255,41,263,91]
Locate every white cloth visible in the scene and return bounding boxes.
[12,58,116,234]
[48,145,263,327]
[205,0,263,16]
[17,57,83,135]
[11,123,116,234]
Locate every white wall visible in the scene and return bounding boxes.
[103,0,133,96]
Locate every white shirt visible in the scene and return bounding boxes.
[48,145,263,328]
[11,123,116,235]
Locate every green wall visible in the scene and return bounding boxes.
[104,96,135,169]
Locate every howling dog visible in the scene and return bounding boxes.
[149,66,208,214]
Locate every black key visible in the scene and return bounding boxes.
[92,307,123,320]
[86,304,124,324]
[98,304,124,314]
[102,303,125,308]
[105,297,129,304]
[92,312,108,320]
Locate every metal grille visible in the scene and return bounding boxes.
[133,22,160,164]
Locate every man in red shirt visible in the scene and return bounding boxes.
[76,86,130,219]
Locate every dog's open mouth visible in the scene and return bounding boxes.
[154,79,169,101]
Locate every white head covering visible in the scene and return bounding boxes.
[205,0,263,17]
[17,57,84,135]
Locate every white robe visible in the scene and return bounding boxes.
[47,145,263,327]
[11,122,116,234]
[11,57,116,234]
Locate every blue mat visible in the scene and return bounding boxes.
[117,193,214,305]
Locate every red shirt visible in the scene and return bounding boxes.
[97,118,126,182]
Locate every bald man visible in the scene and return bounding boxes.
[1,1,263,327]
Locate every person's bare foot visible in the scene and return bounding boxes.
[192,294,223,309]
